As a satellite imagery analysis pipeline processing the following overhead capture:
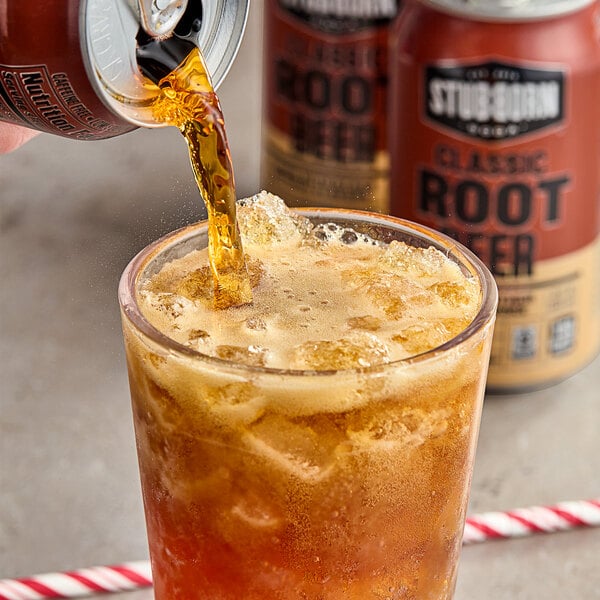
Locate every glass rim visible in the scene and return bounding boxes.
[118,207,498,377]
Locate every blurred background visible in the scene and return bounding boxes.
[1,1,599,598]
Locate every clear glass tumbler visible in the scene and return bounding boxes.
[118,209,497,599]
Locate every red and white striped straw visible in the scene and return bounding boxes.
[0,562,152,600]
[1,498,598,600]
[462,497,600,544]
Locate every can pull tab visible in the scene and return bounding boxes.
[135,0,202,84]
[130,0,189,38]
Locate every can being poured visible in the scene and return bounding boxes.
[0,0,248,140]
[389,0,600,392]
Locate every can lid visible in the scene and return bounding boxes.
[81,0,248,127]
[420,0,595,21]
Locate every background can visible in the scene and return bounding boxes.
[0,0,248,140]
[261,0,401,212]
[389,0,600,392]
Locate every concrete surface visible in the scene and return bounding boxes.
[1,1,599,598]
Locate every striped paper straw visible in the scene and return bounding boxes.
[0,562,151,600]
[462,497,600,544]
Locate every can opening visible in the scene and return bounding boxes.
[135,17,202,84]
[82,0,248,127]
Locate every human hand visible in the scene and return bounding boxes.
[0,122,40,153]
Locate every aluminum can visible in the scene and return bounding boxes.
[261,0,402,212]
[0,0,248,140]
[389,0,600,392]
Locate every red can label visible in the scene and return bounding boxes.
[0,0,135,140]
[414,59,592,276]
[0,65,121,139]
[390,3,600,390]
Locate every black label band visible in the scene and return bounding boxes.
[425,61,565,140]
[278,0,400,33]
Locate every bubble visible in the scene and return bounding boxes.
[245,317,267,331]
[246,257,265,288]
[313,228,329,242]
[310,223,377,247]
[340,229,358,245]
[292,332,390,370]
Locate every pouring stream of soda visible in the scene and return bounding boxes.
[150,48,253,309]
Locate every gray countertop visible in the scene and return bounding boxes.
[1,2,599,598]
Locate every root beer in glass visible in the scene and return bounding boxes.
[119,193,497,599]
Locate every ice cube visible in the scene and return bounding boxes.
[348,407,449,450]
[172,255,261,309]
[374,279,433,320]
[230,492,282,529]
[381,241,440,272]
[429,280,478,308]
[440,317,472,339]
[208,382,266,425]
[244,415,336,482]
[391,323,452,356]
[237,191,312,246]
[176,266,213,301]
[392,314,473,355]
[185,328,211,349]
[342,267,435,319]
[215,344,269,367]
[346,315,383,331]
[292,332,390,370]
[149,292,195,321]
[188,328,210,341]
